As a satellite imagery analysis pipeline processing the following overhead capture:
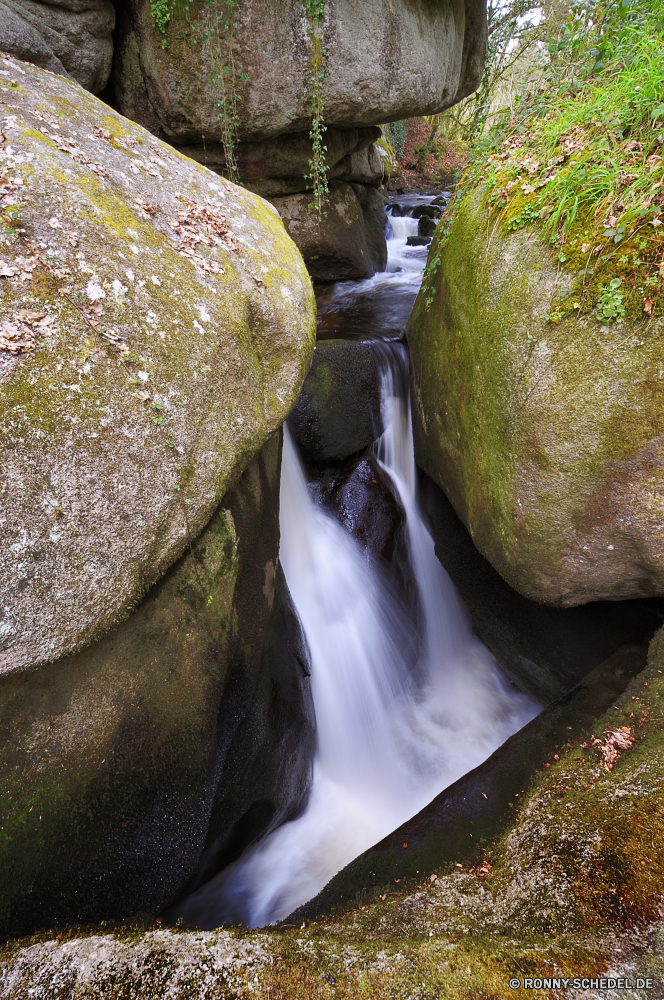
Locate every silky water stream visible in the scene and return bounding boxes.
[173,199,540,929]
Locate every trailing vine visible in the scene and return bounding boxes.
[389,121,406,161]
[303,0,328,214]
[148,0,245,187]
[201,0,246,186]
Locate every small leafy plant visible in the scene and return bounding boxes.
[596,278,626,322]
[506,202,540,232]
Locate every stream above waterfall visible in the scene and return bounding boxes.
[170,197,541,930]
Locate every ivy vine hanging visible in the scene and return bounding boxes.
[148,0,245,187]
[303,0,329,215]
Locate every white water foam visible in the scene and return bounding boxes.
[172,349,540,930]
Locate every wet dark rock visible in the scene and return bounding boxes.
[406,236,431,247]
[177,565,315,897]
[325,456,406,565]
[410,205,441,219]
[431,192,453,206]
[289,340,384,462]
[418,215,438,238]
[418,471,664,703]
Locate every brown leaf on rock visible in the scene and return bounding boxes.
[591,728,635,771]
[468,861,492,880]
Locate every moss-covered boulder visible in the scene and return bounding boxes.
[0,53,315,673]
[0,54,316,933]
[0,432,315,935]
[407,183,664,606]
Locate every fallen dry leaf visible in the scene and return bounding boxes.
[591,727,635,771]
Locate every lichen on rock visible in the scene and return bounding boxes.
[0,52,316,674]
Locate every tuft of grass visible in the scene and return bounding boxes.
[424,1,664,326]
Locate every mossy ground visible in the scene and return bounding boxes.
[3,634,664,997]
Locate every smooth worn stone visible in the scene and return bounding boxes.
[0,433,314,936]
[418,471,664,703]
[288,339,385,463]
[411,205,441,219]
[271,181,387,282]
[292,639,653,920]
[1,0,115,93]
[408,180,664,605]
[0,1,70,78]
[113,0,487,145]
[0,54,315,675]
[331,143,385,188]
[431,192,452,205]
[406,236,431,247]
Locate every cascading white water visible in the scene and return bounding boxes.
[172,341,540,931]
[385,212,423,273]
[386,214,420,240]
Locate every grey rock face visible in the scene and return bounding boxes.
[0,55,315,676]
[0,0,115,93]
[177,126,383,199]
[114,0,487,145]
[271,181,388,283]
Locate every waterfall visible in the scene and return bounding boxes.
[171,345,539,931]
[385,212,423,273]
[386,214,420,241]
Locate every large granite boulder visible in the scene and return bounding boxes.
[407,182,664,606]
[113,0,487,280]
[0,54,314,673]
[113,0,487,148]
[0,0,115,92]
[0,55,316,933]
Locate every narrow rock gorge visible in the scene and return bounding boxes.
[2,0,664,994]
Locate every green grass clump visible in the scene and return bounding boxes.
[424,0,664,327]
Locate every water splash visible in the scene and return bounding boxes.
[171,348,539,930]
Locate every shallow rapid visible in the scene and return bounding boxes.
[172,201,540,929]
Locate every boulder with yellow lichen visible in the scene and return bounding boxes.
[0,54,316,934]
